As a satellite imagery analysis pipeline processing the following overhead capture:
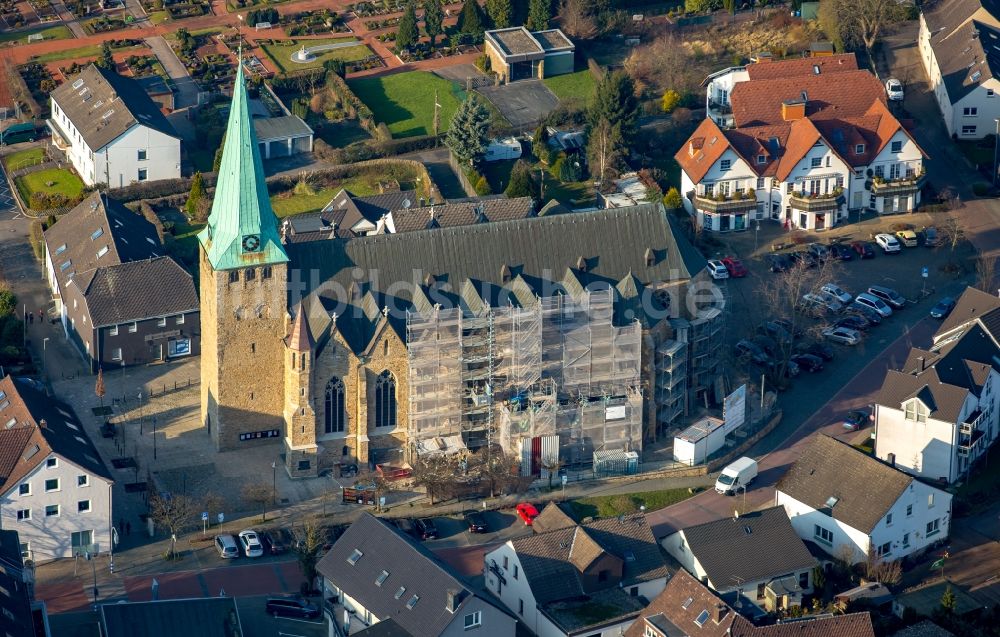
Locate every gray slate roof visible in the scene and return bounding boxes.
[891,620,955,637]
[317,513,491,637]
[100,598,243,637]
[777,435,913,534]
[51,64,179,151]
[921,0,1000,104]
[677,506,816,588]
[934,286,1000,342]
[389,196,534,233]
[43,191,162,297]
[253,115,313,142]
[70,256,198,327]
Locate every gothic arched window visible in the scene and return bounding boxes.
[374,370,397,429]
[325,378,345,434]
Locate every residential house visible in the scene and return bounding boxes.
[484,503,669,637]
[317,512,515,637]
[48,64,181,187]
[0,529,51,637]
[624,568,876,637]
[661,506,817,613]
[918,0,1000,140]
[873,286,1000,483]
[99,597,244,637]
[678,53,927,232]
[484,27,574,83]
[776,435,952,564]
[0,376,113,562]
[43,192,199,371]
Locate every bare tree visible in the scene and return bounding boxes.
[558,0,597,39]
[864,545,902,584]
[976,254,997,293]
[410,454,459,504]
[148,493,198,559]
[372,475,393,512]
[541,456,563,489]
[474,448,519,497]
[624,33,698,98]
[937,215,966,271]
[587,118,624,190]
[291,521,324,595]
[241,482,273,522]
[821,0,904,64]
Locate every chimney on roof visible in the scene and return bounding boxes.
[918,356,926,371]
[445,589,463,613]
[781,100,806,121]
[713,603,728,624]
[39,419,46,429]
[887,452,896,468]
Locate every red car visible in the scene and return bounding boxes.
[721,257,748,278]
[515,503,539,526]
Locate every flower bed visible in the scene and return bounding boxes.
[365,16,400,30]
[348,1,401,17]
[282,9,349,36]
[17,62,54,116]
[166,1,206,18]
[125,54,168,79]
[84,15,127,34]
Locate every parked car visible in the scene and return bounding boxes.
[735,339,771,365]
[238,530,264,558]
[828,243,854,261]
[843,409,870,431]
[265,595,320,619]
[516,502,540,525]
[215,534,239,559]
[867,285,906,308]
[821,283,853,304]
[260,528,292,555]
[796,341,834,361]
[836,315,873,332]
[464,511,489,534]
[414,518,439,540]
[807,243,831,263]
[885,78,904,101]
[767,254,792,273]
[790,353,824,372]
[788,251,818,268]
[854,292,893,317]
[100,420,115,438]
[844,302,884,325]
[875,233,901,254]
[772,318,804,338]
[757,321,792,343]
[895,230,918,247]
[721,256,748,277]
[706,260,729,280]
[715,457,758,495]
[823,325,862,345]
[802,292,843,314]
[851,241,876,259]
[923,226,942,247]
[754,336,781,359]
[930,296,956,319]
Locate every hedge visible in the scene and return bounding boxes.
[28,221,44,261]
[325,71,376,133]
[108,172,218,203]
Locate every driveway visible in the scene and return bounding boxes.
[145,36,201,110]
[478,80,558,129]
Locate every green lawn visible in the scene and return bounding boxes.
[270,186,341,217]
[15,168,84,200]
[149,10,170,24]
[957,139,994,167]
[0,24,73,45]
[543,70,596,105]
[568,488,696,520]
[260,38,370,73]
[3,147,46,171]
[270,166,428,217]
[33,41,141,64]
[349,71,461,138]
[168,220,206,271]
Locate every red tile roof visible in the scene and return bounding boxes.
[674,118,744,184]
[730,70,887,127]
[745,53,858,80]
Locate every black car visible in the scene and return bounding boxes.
[756,321,792,343]
[772,318,804,339]
[261,528,293,555]
[464,511,489,533]
[836,315,873,332]
[265,595,320,619]
[788,251,818,268]
[100,420,115,438]
[828,244,854,261]
[415,518,439,540]
[790,353,824,373]
[796,341,834,361]
[735,339,771,366]
[767,254,791,273]
[844,303,883,325]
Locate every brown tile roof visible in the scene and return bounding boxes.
[0,376,112,495]
[934,286,1000,340]
[676,506,817,588]
[625,569,875,637]
[70,256,198,327]
[875,367,972,423]
[533,501,577,534]
[776,435,913,534]
[744,54,858,80]
[730,70,887,127]
[389,197,534,233]
[286,305,313,351]
[674,118,737,184]
[921,0,1000,104]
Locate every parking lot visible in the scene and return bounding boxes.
[236,595,327,637]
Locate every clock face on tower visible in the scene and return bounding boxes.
[241,234,261,253]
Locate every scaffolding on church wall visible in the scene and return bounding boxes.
[407,288,643,466]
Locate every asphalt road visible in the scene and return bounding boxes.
[236,595,327,637]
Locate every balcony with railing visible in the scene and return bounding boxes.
[960,409,984,435]
[871,173,927,196]
[789,188,844,213]
[692,191,758,214]
[958,427,986,458]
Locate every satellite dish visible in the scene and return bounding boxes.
[402,198,411,209]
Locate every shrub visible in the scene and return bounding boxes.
[474,53,491,73]
[663,186,683,209]
[28,221,44,261]
[558,156,583,182]
[549,154,565,179]
[473,174,491,196]
[660,89,682,114]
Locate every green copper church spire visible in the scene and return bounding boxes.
[198,59,287,270]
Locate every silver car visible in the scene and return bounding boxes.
[855,292,893,317]
[823,326,862,345]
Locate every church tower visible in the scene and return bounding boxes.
[199,60,290,452]
[283,306,318,477]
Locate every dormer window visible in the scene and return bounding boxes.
[904,400,928,423]
[757,154,766,164]
[720,159,731,171]
[855,144,865,155]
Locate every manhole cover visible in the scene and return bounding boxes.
[112,457,136,469]
[124,482,147,493]
[91,406,113,416]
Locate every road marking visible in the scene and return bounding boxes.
[278,633,307,637]
[278,617,324,625]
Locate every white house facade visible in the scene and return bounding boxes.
[918,0,1000,140]
[678,54,926,232]
[48,64,181,187]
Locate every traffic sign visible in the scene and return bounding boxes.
[201,511,208,521]
[922,266,929,278]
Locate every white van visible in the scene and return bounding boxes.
[715,457,758,495]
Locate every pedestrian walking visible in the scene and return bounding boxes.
[126,522,131,536]
[27,312,32,324]
[38,308,44,323]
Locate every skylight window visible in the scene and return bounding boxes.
[681,597,693,610]
[825,496,840,508]
[72,79,84,90]
[55,244,67,255]
[694,610,710,627]
[972,70,983,82]
[375,570,389,586]
[60,261,72,271]
[4,419,15,429]
[102,109,115,120]
[624,550,636,562]
[97,246,109,258]
[347,549,363,565]
[406,595,420,609]
[91,228,104,240]
[394,587,406,600]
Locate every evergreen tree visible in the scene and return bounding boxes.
[505,160,538,199]
[423,0,444,46]
[486,0,512,27]
[526,0,550,30]
[96,41,114,71]
[396,1,419,49]
[588,70,639,146]
[458,0,486,37]
[186,172,205,218]
[446,95,491,167]
[940,585,957,614]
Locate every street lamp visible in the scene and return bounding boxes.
[42,338,49,378]
[152,416,157,460]
[137,391,143,435]
[271,461,277,504]
[994,119,1000,187]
